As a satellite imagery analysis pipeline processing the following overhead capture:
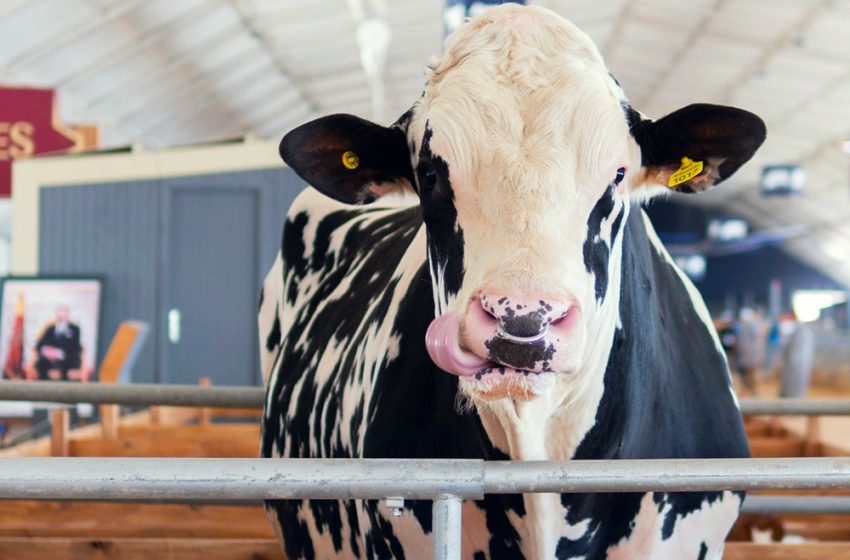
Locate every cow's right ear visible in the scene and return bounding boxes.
[279,114,414,205]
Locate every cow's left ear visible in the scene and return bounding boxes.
[630,103,766,194]
[279,113,414,205]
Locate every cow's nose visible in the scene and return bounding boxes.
[478,292,570,343]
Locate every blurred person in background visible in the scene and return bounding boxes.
[736,307,766,396]
[778,312,815,399]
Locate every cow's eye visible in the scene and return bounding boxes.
[613,167,626,185]
[420,164,438,189]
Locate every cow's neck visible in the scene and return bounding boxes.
[473,245,625,463]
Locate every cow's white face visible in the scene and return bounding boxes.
[406,6,639,404]
[278,4,765,440]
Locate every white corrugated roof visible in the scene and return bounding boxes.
[1,0,848,284]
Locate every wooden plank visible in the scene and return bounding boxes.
[724,543,850,559]
[748,437,806,458]
[0,502,274,539]
[50,408,69,457]
[208,408,262,419]
[100,405,120,440]
[0,537,285,560]
[0,409,159,457]
[70,422,259,457]
[98,323,146,384]
[116,424,259,439]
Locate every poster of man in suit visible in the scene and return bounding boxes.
[34,306,83,381]
[0,278,101,382]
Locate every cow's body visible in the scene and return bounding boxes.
[260,188,748,559]
[261,5,762,559]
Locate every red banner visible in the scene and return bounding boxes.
[0,86,89,197]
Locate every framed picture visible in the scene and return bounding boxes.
[0,277,102,382]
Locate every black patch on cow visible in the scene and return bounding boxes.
[623,103,643,133]
[258,285,264,310]
[698,541,708,560]
[309,500,344,552]
[582,184,617,304]
[267,502,316,560]
[556,209,749,559]
[281,211,309,305]
[473,552,486,560]
[418,123,465,299]
[265,307,281,353]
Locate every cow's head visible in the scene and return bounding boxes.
[280,6,765,409]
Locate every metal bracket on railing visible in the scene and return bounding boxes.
[385,496,404,517]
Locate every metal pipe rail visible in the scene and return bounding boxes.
[2,456,850,500]
[742,495,850,514]
[4,381,850,415]
[1,457,850,560]
[0,380,261,408]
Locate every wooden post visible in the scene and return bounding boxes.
[804,416,822,457]
[199,378,211,427]
[50,409,69,457]
[149,406,161,426]
[100,404,120,440]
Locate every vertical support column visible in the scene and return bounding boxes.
[100,404,119,440]
[804,416,822,457]
[433,494,462,560]
[198,377,211,426]
[50,408,69,457]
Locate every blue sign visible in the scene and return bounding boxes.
[761,164,805,197]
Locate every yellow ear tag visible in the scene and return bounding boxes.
[341,150,360,170]
[668,157,704,188]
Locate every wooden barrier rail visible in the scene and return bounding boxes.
[0,539,844,559]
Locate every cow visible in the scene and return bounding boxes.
[259,4,765,559]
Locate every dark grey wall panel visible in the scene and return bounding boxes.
[39,181,161,383]
[39,167,305,385]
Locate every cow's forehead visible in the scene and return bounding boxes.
[408,5,630,182]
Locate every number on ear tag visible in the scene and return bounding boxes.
[668,157,704,187]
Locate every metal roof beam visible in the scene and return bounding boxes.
[633,0,726,108]
[3,0,146,73]
[600,0,635,59]
[716,0,835,104]
[80,21,247,110]
[57,0,223,89]
[223,0,317,114]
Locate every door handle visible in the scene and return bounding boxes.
[168,308,181,344]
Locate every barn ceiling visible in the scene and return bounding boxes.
[1,0,849,286]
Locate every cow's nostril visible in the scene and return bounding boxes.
[549,307,570,326]
[496,320,549,344]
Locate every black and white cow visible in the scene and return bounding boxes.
[260,5,765,559]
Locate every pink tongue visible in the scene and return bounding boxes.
[425,312,490,377]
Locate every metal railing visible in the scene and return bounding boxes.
[0,380,261,408]
[0,457,849,559]
[5,382,850,558]
[4,380,850,415]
